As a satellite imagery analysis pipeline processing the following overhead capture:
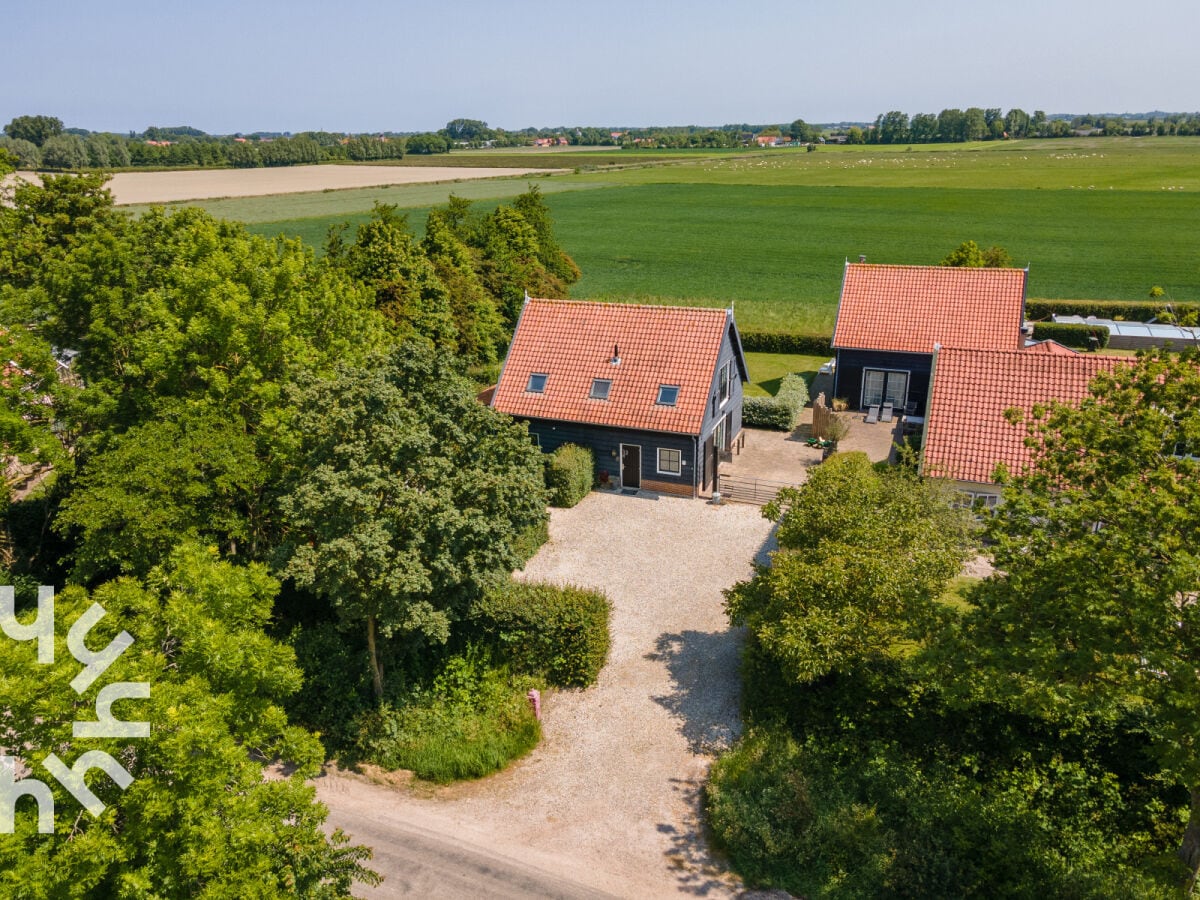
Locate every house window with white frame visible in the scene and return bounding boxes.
[657,448,682,475]
[589,378,612,400]
[718,361,731,405]
[657,384,680,406]
[526,372,548,393]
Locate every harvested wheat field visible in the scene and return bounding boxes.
[6,164,566,206]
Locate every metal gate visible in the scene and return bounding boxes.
[717,473,797,506]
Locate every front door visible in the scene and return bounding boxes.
[620,444,641,489]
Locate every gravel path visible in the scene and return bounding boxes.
[322,491,776,897]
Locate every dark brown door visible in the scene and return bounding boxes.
[701,435,714,490]
[620,444,641,489]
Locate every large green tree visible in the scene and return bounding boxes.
[4,115,63,147]
[277,345,547,699]
[956,350,1200,889]
[0,544,379,895]
[726,452,972,684]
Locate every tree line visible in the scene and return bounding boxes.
[0,148,582,893]
[851,107,1200,144]
[0,114,451,171]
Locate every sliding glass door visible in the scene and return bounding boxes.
[861,368,909,408]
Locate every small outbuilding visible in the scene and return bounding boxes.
[491,298,748,496]
[831,262,1028,412]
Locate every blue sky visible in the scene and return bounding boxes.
[6,0,1198,134]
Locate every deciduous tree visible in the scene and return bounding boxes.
[725,452,972,684]
[956,350,1200,890]
[0,544,379,895]
[277,346,547,699]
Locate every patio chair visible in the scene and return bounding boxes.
[880,401,894,423]
[864,404,880,424]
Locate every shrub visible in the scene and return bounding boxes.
[512,518,549,567]
[739,332,833,355]
[545,443,593,507]
[473,580,611,688]
[743,373,809,430]
[355,647,541,782]
[1030,322,1110,349]
[1025,298,1200,323]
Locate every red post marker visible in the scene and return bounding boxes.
[526,688,541,720]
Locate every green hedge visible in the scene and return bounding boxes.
[545,443,593,507]
[512,519,549,567]
[740,332,833,355]
[1025,298,1200,323]
[474,580,611,688]
[1030,322,1110,349]
[743,374,810,430]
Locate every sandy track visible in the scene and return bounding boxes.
[320,491,778,897]
[5,164,566,206]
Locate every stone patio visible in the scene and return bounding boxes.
[718,408,906,496]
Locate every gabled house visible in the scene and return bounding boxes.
[831,262,1028,412]
[921,346,1127,505]
[490,298,748,497]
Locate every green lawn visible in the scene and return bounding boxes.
[744,352,829,397]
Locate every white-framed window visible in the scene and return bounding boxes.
[657,384,680,406]
[590,378,612,400]
[657,448,682,475]
[718,361,731,406]
[526,372,548,393]
[714,414,728,451]
[953,490,999,510]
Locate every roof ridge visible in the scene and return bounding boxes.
[846,262,1027,273]
[525,297,730,315]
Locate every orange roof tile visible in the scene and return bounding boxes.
[492,299,734,435]
[833,263,1027,354]
[923,348,1128,485]
[1023,339,1080,355]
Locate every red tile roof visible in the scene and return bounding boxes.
[833,263,1027,354]
[492,299,734,435]
[923,348,1128,485]
[1024,339,1079,355]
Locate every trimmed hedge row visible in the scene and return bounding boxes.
[473,580,612,688]
[743,374,810,430]
[740,332,833,355]
[1030,322,1110,349]
[545,443,593,507]
[1025,298,1200,323]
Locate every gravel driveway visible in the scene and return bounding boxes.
[322,491,776,897]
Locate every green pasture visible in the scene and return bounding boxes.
[547,183,1200,332]
[128,177,610,224]
[221,138,1199,334]
[576,137,1200,191]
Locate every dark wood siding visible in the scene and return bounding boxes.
[834,348,933,411]
[700,324,745,446]
[524,419,696,494]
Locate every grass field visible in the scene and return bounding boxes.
[743,353,829,397]
[223,138,1200,334]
